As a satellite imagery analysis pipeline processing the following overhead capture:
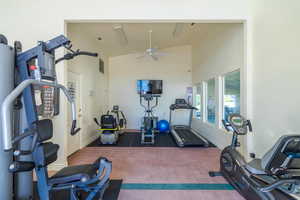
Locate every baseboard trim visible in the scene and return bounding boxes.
[82,134,99,148]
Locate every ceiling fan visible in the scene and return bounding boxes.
[137,30,167,61]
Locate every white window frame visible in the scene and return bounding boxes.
[203,81,207,123]
[197,69,242,131]
[204,78,217,126]
[217,76,224,129]
[193,82,203,120]
[220,69,241,130]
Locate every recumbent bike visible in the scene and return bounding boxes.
[209,113,300,200]
[94,105,127,144]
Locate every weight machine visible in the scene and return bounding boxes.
[0,34,112,199]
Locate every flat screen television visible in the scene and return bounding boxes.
[137,80,163,95]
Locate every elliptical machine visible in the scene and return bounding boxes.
[94,105,127,144]
[139,94,159,145]
[209,113,300,200]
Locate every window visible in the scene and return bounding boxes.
[193,84,202,119]
[223,70,240,122]
[206,78,216,124]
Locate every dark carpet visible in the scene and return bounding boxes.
[33,179,122,200]
[87,132,215,147]
[88,132,176,147]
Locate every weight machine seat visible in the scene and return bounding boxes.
[49,164,97,185]
[246,159,266,175]
[49,157,103,185]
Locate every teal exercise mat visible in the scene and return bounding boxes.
[121,183,234,190]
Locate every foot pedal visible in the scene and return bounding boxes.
[141,130,155,144]
[209,171,222,177]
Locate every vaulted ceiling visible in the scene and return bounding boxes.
[67,23,241,57]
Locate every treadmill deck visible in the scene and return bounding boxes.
[172,128,208,147]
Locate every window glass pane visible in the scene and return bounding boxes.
[206,79,216,124]
[224,70,240,122]
[194,84,202,119]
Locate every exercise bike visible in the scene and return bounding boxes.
[209,113,300,200]
[94,105,127,144]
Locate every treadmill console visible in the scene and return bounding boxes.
[170,99,196,110]
[175,99,187,105]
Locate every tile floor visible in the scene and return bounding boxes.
[68,147,244,200]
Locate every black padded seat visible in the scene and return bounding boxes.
[42,143,59,166]
[49,164,97,185]
[246,159,266,175]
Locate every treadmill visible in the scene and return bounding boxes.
[169,99,209,147]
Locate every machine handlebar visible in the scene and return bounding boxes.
[55,50,98,64]
[247,120,253,132]
[222,120,231,132]
[222,114,252,135]
[70,120,81,136]
[1,79,80,150]
[259,178,300,192]
[75,51,98,57]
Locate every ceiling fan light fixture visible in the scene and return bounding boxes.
[136,30,168,61]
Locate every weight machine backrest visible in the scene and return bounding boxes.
[35,119,53,142]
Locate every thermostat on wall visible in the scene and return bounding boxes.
[89,90,95,97]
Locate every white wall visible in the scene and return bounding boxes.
[1,0,299,167]
[247,0,300,157]
[0,0,249,168]
[108,45,192,129]
[191,24,244,148]
[67,25,109,148]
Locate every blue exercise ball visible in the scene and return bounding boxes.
[157,120,169,133]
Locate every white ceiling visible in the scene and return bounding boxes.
[67,23,240,57]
